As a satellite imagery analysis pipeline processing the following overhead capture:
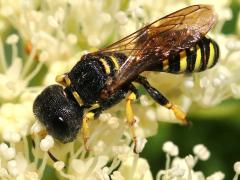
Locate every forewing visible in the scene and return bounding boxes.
[98,4,216,57]
[99,4,217,97]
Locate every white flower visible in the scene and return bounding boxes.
[234,161,240,180]
[185,155,195,169]
[95,167,110,180]
[139,95,153,106]
[169,165,185,178]
[115,11,129,25]
[134,137,147,153]
[234,161,240,174]
[0,167,9,178]
[69,156,109,179]
[190,0,232,21]
[40,135,54,152]
[53,161,65,171]
[4,153,38,179]
[193,144,211,161]
[112,145,132,161]
[206,171,225,180]
[0,57,26,101]
[162,141,179,156]
[118,156,153,180]
[111,171,125,180]
[0,100,34,137]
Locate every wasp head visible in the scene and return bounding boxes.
[33,85,84,143]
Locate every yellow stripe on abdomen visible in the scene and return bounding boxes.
[162,59,169,71]
[179,50,187,72]
[99,58,111,74]
[206,42,215,68]
[194,45,202,71]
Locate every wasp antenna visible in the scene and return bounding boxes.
[48,151,59,162]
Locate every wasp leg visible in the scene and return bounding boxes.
[88,103,100,111]
[81,112,95,151]
[126,89,139,152]
[136,76,189,125]
[72,91,84,106]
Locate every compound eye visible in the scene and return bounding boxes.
[33,85,84,143]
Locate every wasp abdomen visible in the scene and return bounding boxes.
[163,37,219,74]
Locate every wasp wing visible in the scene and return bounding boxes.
[98,4,217,97]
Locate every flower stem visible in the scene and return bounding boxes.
[23,136,30,162]
[38,152,48,179]
[107,158,121,175]
[59,170,75,180]
[11,44,18,63]
[72,145,84,160]
[165,153,171,178]
[187,167,192,180]
[156,170,166,180]
[24,61,43,83]
[165,153,171,169]
[33,135,40,166]
[21,45,37,78]
[83,156,99,180]
[128,153,139,180]
[0,37,7,72]
[233,174,239,180]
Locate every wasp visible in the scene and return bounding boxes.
[33,5,219,151]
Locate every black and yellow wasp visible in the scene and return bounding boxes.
[33,4,219,150]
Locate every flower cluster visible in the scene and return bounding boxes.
[158,141,240,180]
[0,0,240,179]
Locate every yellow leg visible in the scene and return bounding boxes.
[73,91,84,106]
[88,103,100,111]
[135,76,190,125]
[81,112,94,151]
[165,103,190,125]
[126,92,138,152]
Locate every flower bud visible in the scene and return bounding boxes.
[185,155,195,168]
[193,144,210,161]
[162,141,179,156]
[234,161,240,174]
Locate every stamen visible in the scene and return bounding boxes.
[0,37,7,72]
[24,61,43,83]
[21,44,37,78]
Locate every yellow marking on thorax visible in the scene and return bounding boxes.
[56,74,71,87]
[110,56,120,70]
[73,91,84,106]
[99,58,111,74]
[179,50,187,72]
[194,45,202,71]
[207,42,215,68]
[65,76,71,86]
